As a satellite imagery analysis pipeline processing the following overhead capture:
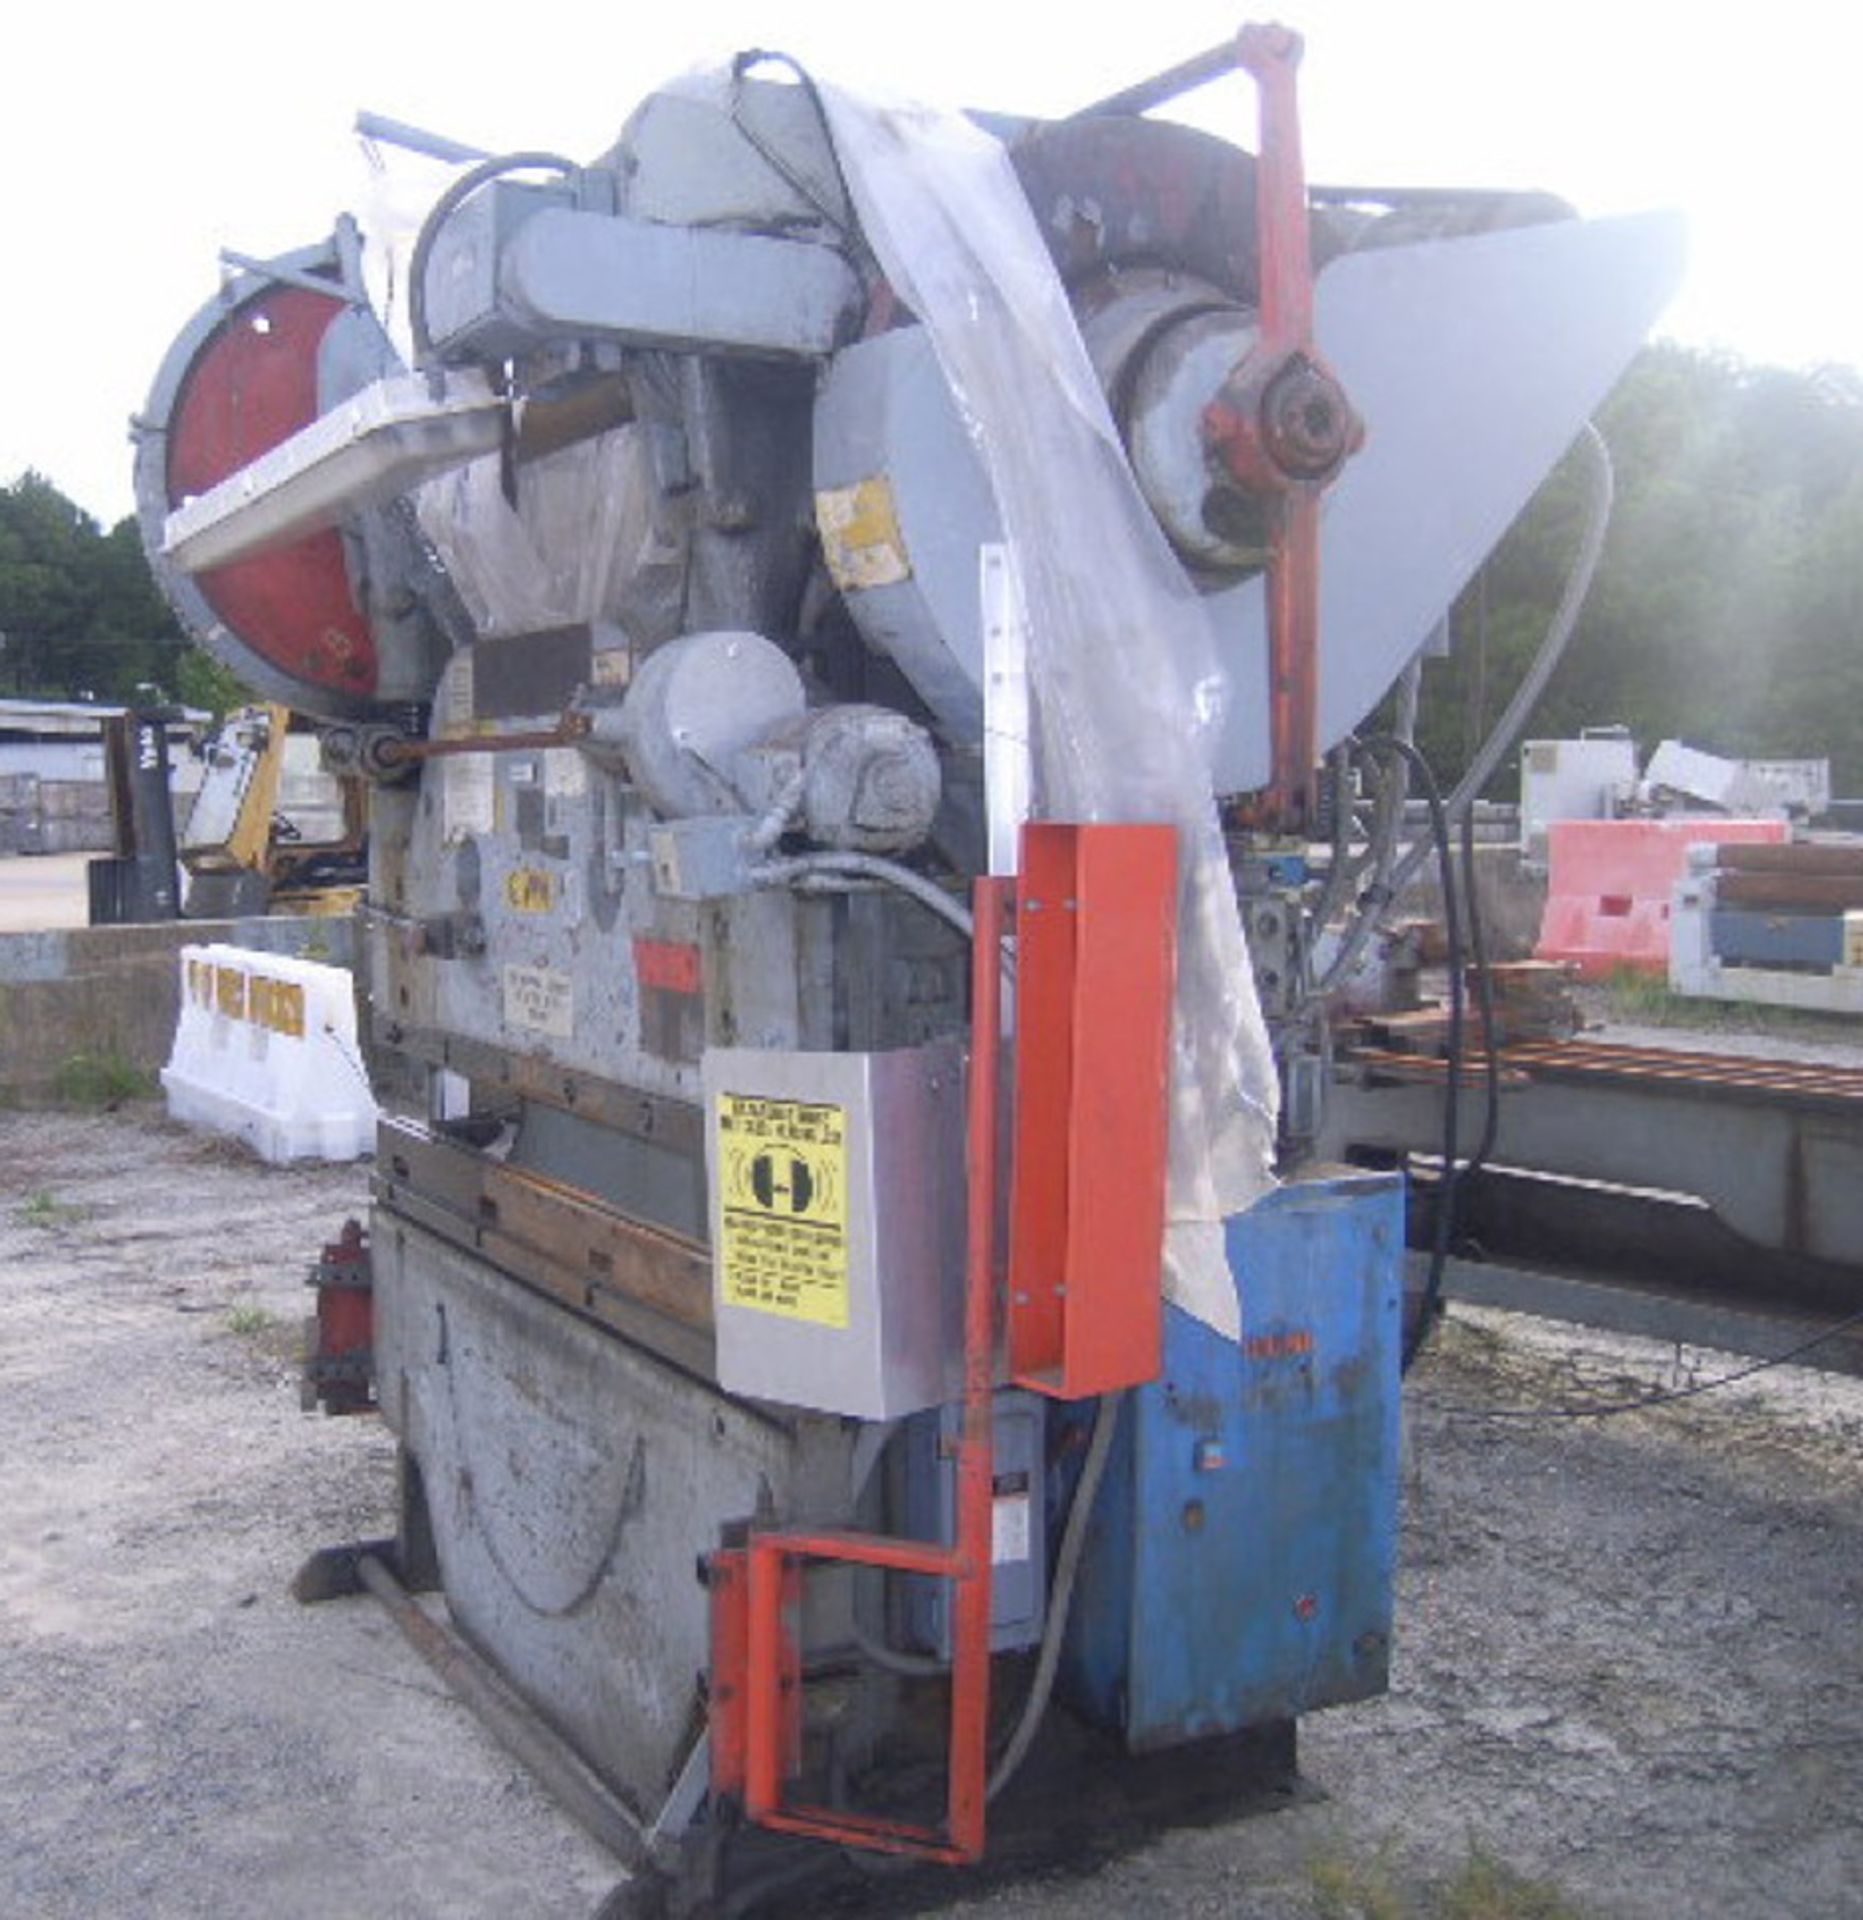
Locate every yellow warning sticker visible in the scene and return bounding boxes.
[815,477,912,592]
[505,867,557,913]
[248,977,307,1038]
[214,965,247,1020]
[716,1094,850,1328]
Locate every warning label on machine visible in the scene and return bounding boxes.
[502,964,573,1038]
[716,1094,850,1327]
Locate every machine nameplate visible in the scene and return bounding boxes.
[503,964,574,1037]
[442,754,495,841]
[716,1094,849,1327]
[437,654,495,840]
[543,748,588,797]
[992,1493,1031,1566]
[505,868,558,913]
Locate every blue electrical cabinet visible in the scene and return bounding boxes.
[1059,1171,1403,1751]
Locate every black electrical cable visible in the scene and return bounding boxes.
[729,49,862,250]
[1384,427,1615,903]
[407,151,582,366]
[1459,803,1502,1179]
[986,1391,1122,1802]
[1424,1304,1863,1420]
[1359,735,1461,1373]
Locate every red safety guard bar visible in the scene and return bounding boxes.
[708,875,1012,1864]
[1204,23,1361,836]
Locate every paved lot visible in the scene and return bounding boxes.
[0,852,90,931]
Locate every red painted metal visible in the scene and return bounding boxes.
[633,939,703,995]
[708,876,1011,1865]
[1201,24,1360,833]
[167,284,379,701]
[1007,824,1177,1399]
[304,1217,375,1415]
[743,1546,803,1816]
[1244,22,1321,836]
[945,872,1007,1860]
[1268,487,1323,832]
[746,1528,957,1578]
[1241,23,1312,358]
[707,1549,748,1800]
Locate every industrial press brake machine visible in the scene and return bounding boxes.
[135,29,1681,1909]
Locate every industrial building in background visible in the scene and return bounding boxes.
[133,25,1680,1914]
[0,698,207,858]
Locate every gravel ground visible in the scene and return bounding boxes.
[0,1111,617,1919]
[3,1108,1860,1919]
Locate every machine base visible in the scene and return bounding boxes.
[608,1713,1303,1919]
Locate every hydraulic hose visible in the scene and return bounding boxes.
[986,1391,1123,1803]
[751,850,976,941]
[408,151,582,366]
[1358,736,1463,1373]
[1311,426,1613,1011]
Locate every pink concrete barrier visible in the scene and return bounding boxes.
[1535,817,1788,979]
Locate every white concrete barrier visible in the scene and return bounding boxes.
[162,943,376,1163]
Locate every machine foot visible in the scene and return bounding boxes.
[291,1537,401,1604]
[608,1712,1304,1919]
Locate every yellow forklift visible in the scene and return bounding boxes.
[182,704,365,917]
[90,704,365,923]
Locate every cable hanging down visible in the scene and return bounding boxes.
[407,151,583,367]
[1355,735,1463,1374]
[1423,1304,1863,1421]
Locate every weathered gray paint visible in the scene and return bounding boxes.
[376,1215,855,1810]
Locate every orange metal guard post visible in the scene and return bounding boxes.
[1203,23,1361,836]
[717,875,1011,1864]
[946,871,1010,1856]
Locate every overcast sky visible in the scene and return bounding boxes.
[3,0,1855,528]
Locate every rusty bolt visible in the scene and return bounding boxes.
[1260,356,1356,481]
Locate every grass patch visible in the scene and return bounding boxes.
[13,1187,84,1230]
[225,1301,277,1338]
[1442,1848,1583,1920]
[1600,967,1849,1037]
[50,1050,157,1108]
[1600,967,1687,1023]
[222,1299,302,1369]
[1309,1842,1585,1920]
[1600,966,1760,1029]
[1312,1846,1409,1920]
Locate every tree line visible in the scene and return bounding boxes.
[0,475,243,714]
[1418,344,1863,795]
[3,339,1860,785]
